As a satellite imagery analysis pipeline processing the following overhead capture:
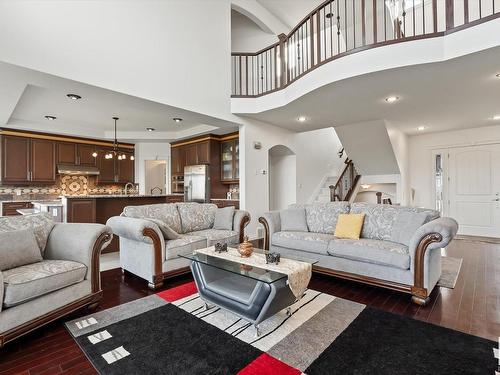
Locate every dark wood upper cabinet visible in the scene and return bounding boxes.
[184,144,198,166]
[221,139,239,182]
[196,141,210,164]
[77,144,97,166]
[57,142,77,165]
[97,148,116,184]
[171,146,185,175]
[1,135,30,184]
[117,152,134,183]
[31,139,56,183]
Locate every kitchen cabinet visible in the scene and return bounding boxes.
[184,144,198,166]
[31,139,56,183]
[57,142,96,167]
[221,139,239,182]
[0,135,55,185]
[171,146,185,175]
[97,148,116,183]
[196,141,210,164]
[1,202,34,216]
[117,151,135,183]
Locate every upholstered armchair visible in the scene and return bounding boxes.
[0,213,112,347]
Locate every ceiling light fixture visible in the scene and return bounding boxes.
[297,116,307,122]
[92,117,134,161]
[173,117,183,123]
[66,94,82,100]
[496,73,500,78]
[360,184,371,189]
[493,115,500,121]
[385,96,399,103]
[325,13,334,18]
[417,126,427,131]
[146,127,155,132]
[44,115,57,120]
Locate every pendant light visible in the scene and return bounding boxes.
[92,117,134,161]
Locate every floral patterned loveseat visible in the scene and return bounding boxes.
[107,203,250,289]
[259,202,458,305]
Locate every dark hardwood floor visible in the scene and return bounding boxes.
[1,237,499,374]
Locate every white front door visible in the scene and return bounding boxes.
[448,144,500,237]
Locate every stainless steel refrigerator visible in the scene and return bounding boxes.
[184,165,210,202]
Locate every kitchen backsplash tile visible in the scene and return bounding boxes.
[0,175,138,197]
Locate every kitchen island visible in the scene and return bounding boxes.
[63,194,183,253]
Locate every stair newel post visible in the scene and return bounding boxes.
[278,33,288,88]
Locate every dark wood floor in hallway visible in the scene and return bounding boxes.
[1,237,499,374]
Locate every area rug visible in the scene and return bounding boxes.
[65,282,497,374]
[438,256,463,289]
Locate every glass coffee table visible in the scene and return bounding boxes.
[181,248,317,336]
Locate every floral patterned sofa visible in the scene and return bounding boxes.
[259,202,458,305]
[0,213,112,347]
[107,202,250,289]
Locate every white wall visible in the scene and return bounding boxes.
[0,0,233,122]
[134,142,171,195]
[409,124,500,209]
[239,119,345,235]
[269,153,297,210]
[231,10,278,52]
[386,123,409,205]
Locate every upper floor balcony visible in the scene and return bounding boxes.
[231,0,500,112]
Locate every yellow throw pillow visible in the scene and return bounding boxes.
[334,213,365,240]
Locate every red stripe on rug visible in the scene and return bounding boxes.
[238,353,301,375]
[157,281,198,302]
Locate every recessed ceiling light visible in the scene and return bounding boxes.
[496,73,500,78]
[385,96,399,103]
[297,116,307,122]
[66,93,82,100]
[44,115,57,120]
[325,13,334,18]
[417,126,427,131]
[146,127,155,132]
[360,184,371,189]
[173,117,183,123]
[493,115,500,121]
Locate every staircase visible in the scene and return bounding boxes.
[313,175,339,203]
[329,159,361,202]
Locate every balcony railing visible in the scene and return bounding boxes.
[231,0,500,97]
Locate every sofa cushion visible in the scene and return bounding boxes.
[390,211,429,246]
[145,218,181,240]
[271,231,335,254]
[2,260,87,308]
[327,238,410,270]
[123,203,182,233]
[213,206,235,230]
[177,203,218,233]
[350,203,439,244]
[189,229,239,246]
[334,214,365,240]
[291,202,350,234]
[0,212,54,254]
[280,208,308,232]
[165,235,207,260]
[0,229,42,271]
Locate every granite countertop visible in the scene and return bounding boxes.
[61,194,183,199]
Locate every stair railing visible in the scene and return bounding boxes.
[329,160,361,202]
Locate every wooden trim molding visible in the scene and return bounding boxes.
[239,214,251,243]
[143,227,163,281]
[0,292,103,348]
[170,132,238,148]
[258,216,270,251]
[91,232,113,292]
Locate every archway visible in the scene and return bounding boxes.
[268,145,296,211]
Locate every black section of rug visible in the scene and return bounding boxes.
[73,304,262,375]
[306,307,497,375]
